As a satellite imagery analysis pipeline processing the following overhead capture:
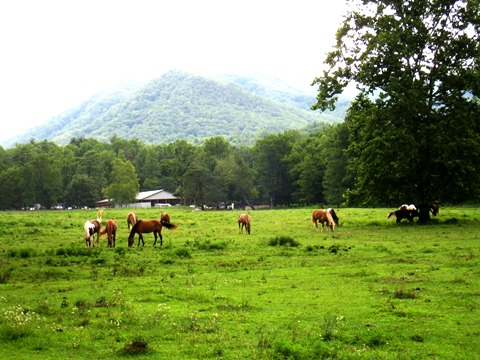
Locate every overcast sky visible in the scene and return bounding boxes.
[0,0,348,143]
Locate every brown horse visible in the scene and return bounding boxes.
[430,201,440,216]
[127,212,138,231]
[83,210,103,247]
[128,219,179,247]
[161,212,170,224]
[238,213,251,234]
[99,219,118,247]
[312,208,339,232]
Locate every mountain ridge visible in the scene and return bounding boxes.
[3,70,348,147]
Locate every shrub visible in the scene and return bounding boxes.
[393,288,418,299]
[174,248,191,258]
[268,236,300,247]
[122,336,149,355]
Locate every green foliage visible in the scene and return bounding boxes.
[268,235,300,247]
[312,0,480,208]
[104,158,139,205]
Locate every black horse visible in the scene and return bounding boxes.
[388,208,419,223]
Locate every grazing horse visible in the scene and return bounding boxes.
[83,210,103,247]
[127,212,138,231]
[99,219,118,247]
[388,208,419,223]
[238,213,251,234]
[160,212,170,224]
[389,201,440,223]
[128,219,179,247]
[430,201,440,216]
[312,208,339,232]
[399,204,416,211]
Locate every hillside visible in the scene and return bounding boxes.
[4,70,348,147]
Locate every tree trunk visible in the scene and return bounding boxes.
[417,204,431,223]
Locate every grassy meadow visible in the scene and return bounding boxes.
[0,206,479,359]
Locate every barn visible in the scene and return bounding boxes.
[95,189,179,209]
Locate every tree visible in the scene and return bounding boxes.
[215,151,258,208]
[104,158,139,205]
[253,131,301,207]
[168,140,199,205]
[65,174,99,208]
[312,0,480,219]
[289,133,326,205]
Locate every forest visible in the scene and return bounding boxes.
[0,127,348,211]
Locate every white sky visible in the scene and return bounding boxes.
[0,0,348,143]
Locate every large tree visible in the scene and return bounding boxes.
[104,158,139,206]
[312,0,480,219]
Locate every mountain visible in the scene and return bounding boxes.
[3,70,349,147]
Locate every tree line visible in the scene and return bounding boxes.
[0,127,350,210]
[0,109,478,212]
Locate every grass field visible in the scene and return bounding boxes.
[0,206,479,359]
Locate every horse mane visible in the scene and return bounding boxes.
[129,219,141,237]
[328,208,339,224]
[325,209,335,228]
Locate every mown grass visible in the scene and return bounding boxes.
[0,206,479,359]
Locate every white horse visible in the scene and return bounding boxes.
[84,210,103,247]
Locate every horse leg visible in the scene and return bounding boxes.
[112,232,116,247]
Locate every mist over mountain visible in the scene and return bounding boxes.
[3,70,349,147]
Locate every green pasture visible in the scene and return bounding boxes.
[0,206,479,359]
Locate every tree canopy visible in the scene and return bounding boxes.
[312,0,480,217]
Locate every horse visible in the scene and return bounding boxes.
[160,212,170,224]
[312,208,339,232]
[83,210,103,247]
[238,213,251,234]
[127,212,138,231]
[430,201,440,216]
[99,219,117,247]
[389,201,440,223]
[128,219,179,247]
[388,208,419,223]
[399,204,416,211]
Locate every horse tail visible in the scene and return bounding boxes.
[97,209,103,223]
[311,211,316,224]
[387,212,395,220]
[162,221,179,231]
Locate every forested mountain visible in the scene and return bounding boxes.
[4,70,347,147]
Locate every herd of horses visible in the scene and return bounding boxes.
[84,211,178,248]
[83,201,440,247]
